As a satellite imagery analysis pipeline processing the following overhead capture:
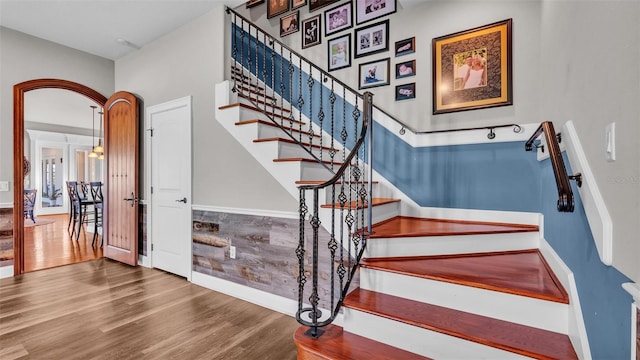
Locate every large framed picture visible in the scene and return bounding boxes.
[354,20,389,58]
[309,0,339,12]
[355,0,396,25]
[280,11,299,37]
[358,57,390,89]
[268,0,289,19]
[328,34,351,71]
[432,18,513,114]
[324,2,353,36]
[302,15,321,48]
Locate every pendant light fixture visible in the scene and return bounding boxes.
[94,110,104,156]
[88,105,99,158]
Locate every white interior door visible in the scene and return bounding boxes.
[149,97,192,279]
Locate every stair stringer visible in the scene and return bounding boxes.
[539,235,592,360]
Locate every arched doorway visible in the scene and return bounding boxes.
[13,79,107,275]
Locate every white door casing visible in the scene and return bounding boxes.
[147,96,192,279]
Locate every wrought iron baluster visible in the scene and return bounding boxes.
[307,65,315,156]
[297,57,304,143]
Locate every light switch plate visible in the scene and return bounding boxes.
[606,122,616,162]
[0,181,9,192]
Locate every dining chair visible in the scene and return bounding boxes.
[65,181,77,232]
[89,181,104,247]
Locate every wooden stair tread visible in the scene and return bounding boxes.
[320,198,400,209]
[294,324,431,360]
[344,288,578,360]
[234,119,322,138]
[370,216,538,238]
[361,249,569,303]
[254,137,339,151]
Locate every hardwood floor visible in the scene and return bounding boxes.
[0,258,299,359]
[24,214,102,272]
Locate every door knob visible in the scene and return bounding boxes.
[176,197,187,203]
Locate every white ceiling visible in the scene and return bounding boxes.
[2,0,242,130]
[0,0,243,61]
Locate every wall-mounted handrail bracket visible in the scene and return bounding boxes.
[569,173,582,188]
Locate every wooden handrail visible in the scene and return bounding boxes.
[525,121,577,212]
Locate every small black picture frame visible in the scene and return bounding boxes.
[396,83,416,101]
[395,37,415,57]
[302,15,321,48]
[354,19,389,58]
[395,59,415,79]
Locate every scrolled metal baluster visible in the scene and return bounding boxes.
[297,189,308,318]
[297,57,304,143]
[288,52,294,129]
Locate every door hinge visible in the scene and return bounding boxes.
[151,244,154,251]
[146,128,154,137]
[151,186,153,194]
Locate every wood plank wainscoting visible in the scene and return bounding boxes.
[0,258,299,359]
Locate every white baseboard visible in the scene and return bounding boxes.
[191,271,298,317]
[190,271,342,327]
[0,203,13,209]
[563,120,612,265]
[0,265,13,278]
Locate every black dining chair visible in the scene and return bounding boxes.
[23,189,37,223]
[89,182,104,247]
[65,181,77,232]
[68,181,95,240]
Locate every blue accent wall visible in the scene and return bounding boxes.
[541,158,632,359]
[232,26,633,358]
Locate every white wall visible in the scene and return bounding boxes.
[114,6,297,212]
[539,0,640,282]
[0,26,114,204]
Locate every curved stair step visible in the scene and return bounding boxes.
[344,288,578,359]
[294,324,431,360]
[369,216,538,238]
[361,249,569,303]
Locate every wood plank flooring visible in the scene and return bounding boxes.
[24,214,102,272]
[0,258,299,360]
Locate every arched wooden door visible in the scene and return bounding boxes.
[103,91,139,266]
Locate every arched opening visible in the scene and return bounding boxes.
[13,79,107,275]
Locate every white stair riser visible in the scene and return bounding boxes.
[360,267,569,334]
[274,141,338,161]
[343,308,529,359]
[317,183,380,205]
[315,202,400,244]
[364,231,540,258]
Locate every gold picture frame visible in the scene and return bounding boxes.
[432,19,512,114]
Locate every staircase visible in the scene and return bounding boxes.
[215,70,583,358]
